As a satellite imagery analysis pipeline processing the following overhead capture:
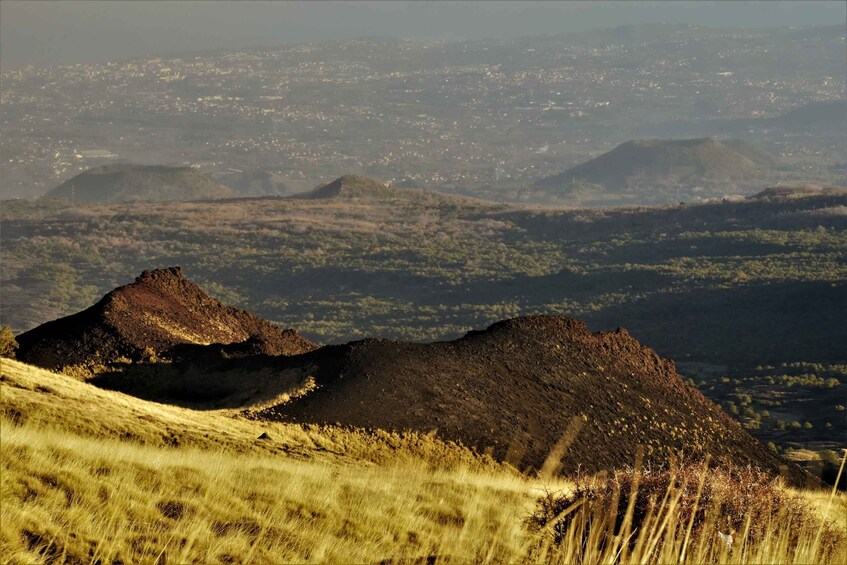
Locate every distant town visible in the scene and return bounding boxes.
[2,24,844,199]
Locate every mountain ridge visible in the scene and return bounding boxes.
[252,315,808,484]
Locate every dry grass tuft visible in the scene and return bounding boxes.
[527,459,847,564]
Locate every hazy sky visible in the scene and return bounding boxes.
[2,1,845,69]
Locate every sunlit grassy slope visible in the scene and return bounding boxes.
[1,357,845,563]
[0,358,547,562]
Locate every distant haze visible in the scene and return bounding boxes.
[2,0,845,69]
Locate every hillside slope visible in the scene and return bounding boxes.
[44,164,236,203]
[255,316,807,484]
[15,267,316,373]
[0,357,496,467]
[2,354,843,563]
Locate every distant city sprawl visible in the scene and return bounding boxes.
[1,24,844,200]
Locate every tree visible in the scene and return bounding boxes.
[0,326,18,358]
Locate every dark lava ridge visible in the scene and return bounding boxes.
[16,267,316,372]
[257,315,807,484]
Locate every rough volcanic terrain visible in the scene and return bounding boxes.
[15,267,316,372]
[15,276,806,482]
[258,316,807,484]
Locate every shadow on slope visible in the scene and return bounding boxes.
[89,355,315,410]
[85,314,810,483]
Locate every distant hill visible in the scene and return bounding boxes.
[536,138,773,196]
[302,174,396,199]
[44,164,237,203]
[15,267,315,373]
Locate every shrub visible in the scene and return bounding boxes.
[527,462,845,562]
[0,326,18,358]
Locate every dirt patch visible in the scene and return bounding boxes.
[157,500,187,520]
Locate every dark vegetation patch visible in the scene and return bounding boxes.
[157,500,187,520]
[586,280,847,366]
[20,530,67,563]
[2,405,27,426]
[211,519,262,538]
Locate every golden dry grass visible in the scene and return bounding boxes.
[1,424,541,563]
[1,357,845,564]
